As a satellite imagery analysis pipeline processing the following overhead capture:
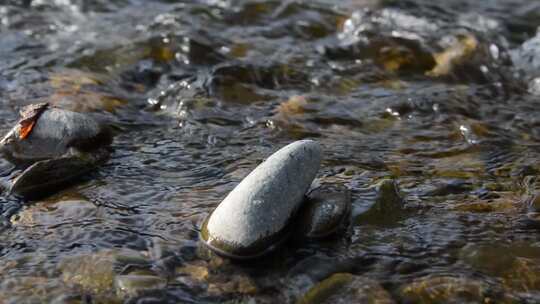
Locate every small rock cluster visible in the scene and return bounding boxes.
[0,103,112,198]
[0,109,353,260]
[200,140,351,259]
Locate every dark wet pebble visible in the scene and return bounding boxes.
[295,185,351,240]
[9,148,109,198]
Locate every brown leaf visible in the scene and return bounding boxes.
[19,120,37,139]
[18,102,49,139]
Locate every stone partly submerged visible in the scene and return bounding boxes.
[510,31,540,95]
[200,140,322,259]
[355,179,405,225]
[296,185,351,240]
[0,103,111,162]
[0,103,112,198]
[9,148,110,197]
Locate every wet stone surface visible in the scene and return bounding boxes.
[0,105,112,198]
[296,185,352,240]
[0,106,111,162]
[1,0,540,303]
[201,140,322,259]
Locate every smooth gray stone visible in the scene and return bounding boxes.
[201,140,322,259]
[0,107,111,163]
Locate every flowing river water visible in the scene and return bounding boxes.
[1,0,540,303]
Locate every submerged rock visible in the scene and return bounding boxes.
[0,276,69,304]
[10,194,97,227]
[206,274,259,297]
[297,273,394,304]
[9,149,109,197]
[59,249,149,298]
[200,140,322,259]
[0,104,112,197]
[400,275,496,304]
[370,179,403,210]
[356,179,405,225]
[296,185,351,239]
[325,9,437,73]
[115,275,166,298]
[175,259,259,297]
[59,251,117,296]
[48,69,128,113]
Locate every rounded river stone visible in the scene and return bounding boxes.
[201,140,322,259]
[0,106,111,162]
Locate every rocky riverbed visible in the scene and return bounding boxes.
[2,0,540,303]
